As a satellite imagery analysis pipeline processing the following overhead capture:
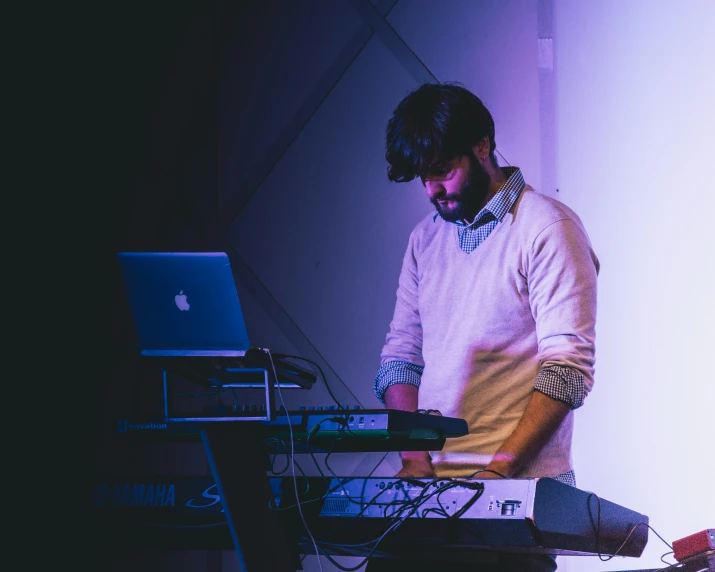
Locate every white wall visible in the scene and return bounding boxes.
[215,1,714,570]
[555,1,715,570]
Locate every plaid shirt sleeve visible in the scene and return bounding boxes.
[534,365,587,409]
[375,362,585,408]
[373,360,424,404]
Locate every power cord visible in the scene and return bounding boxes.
[586,493,673,562]
[263,348,324,572]
[654,548,714,570]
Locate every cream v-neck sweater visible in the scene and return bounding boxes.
[381,186,599,478]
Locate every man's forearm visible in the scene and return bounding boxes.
[485,390,571,477]
[383,383,431,464]
[384,382,419,411]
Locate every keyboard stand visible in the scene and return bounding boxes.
[157,348,301,571]
[201,423,298,571]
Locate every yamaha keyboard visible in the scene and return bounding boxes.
[271,475,650,559]
[113,408,469,452]
[93,474,650,559]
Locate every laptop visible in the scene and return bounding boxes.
[117,252,251,356]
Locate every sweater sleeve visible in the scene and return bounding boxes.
[378,231,425,368]
[527,218,599,404]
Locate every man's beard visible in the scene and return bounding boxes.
[431,156,491,223]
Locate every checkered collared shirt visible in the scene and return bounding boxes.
[447,166,526,253]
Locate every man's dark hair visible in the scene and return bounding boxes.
[385,82,497,183]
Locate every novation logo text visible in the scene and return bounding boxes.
[117,419,168,433]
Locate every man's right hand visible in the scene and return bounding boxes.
[383,384,435,477]
[396,458,435,478]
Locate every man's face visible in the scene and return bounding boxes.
[421,154,491,223]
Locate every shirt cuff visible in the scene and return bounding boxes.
[534,365,586,409]
[373,360,424,404]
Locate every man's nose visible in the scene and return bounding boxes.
[425,180,445,200]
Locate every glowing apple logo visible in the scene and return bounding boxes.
[175,290,190,311]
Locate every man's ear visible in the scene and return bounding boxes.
[472,136,491,161]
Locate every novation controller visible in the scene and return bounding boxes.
[113,408,468,452]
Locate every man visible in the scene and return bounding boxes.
[368,83,599,571]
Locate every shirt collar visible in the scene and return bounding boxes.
[433,166,525,226]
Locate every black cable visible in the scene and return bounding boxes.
[446,482,485,519]
[271,422,411,570]
[298,416,411,572]
[309,424,400,514]
[291,420,390,508]
[605,522,672,561]
[322,419,389,483]
[266,461,317,512]
[311,518,405,571]
[322,426,395,510]
[586,492,673,562]
[660,550,676,567]
[264,350,325,572]
[391,478,482,521]
[305,440,332,490]
[310,483,439,572]
[652,548,714,571]
[272,353,347,409]
[265,439,322,510]
[265,438,296,475]
[328,477,412,520]
[466,468,507,479]
[305,418,346,495]
[304,476,489,568]
[267,424,391,516]
[305,468,430,545]
[264,396,487,565]
[586,492,605,559]
[365,451,389,478]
